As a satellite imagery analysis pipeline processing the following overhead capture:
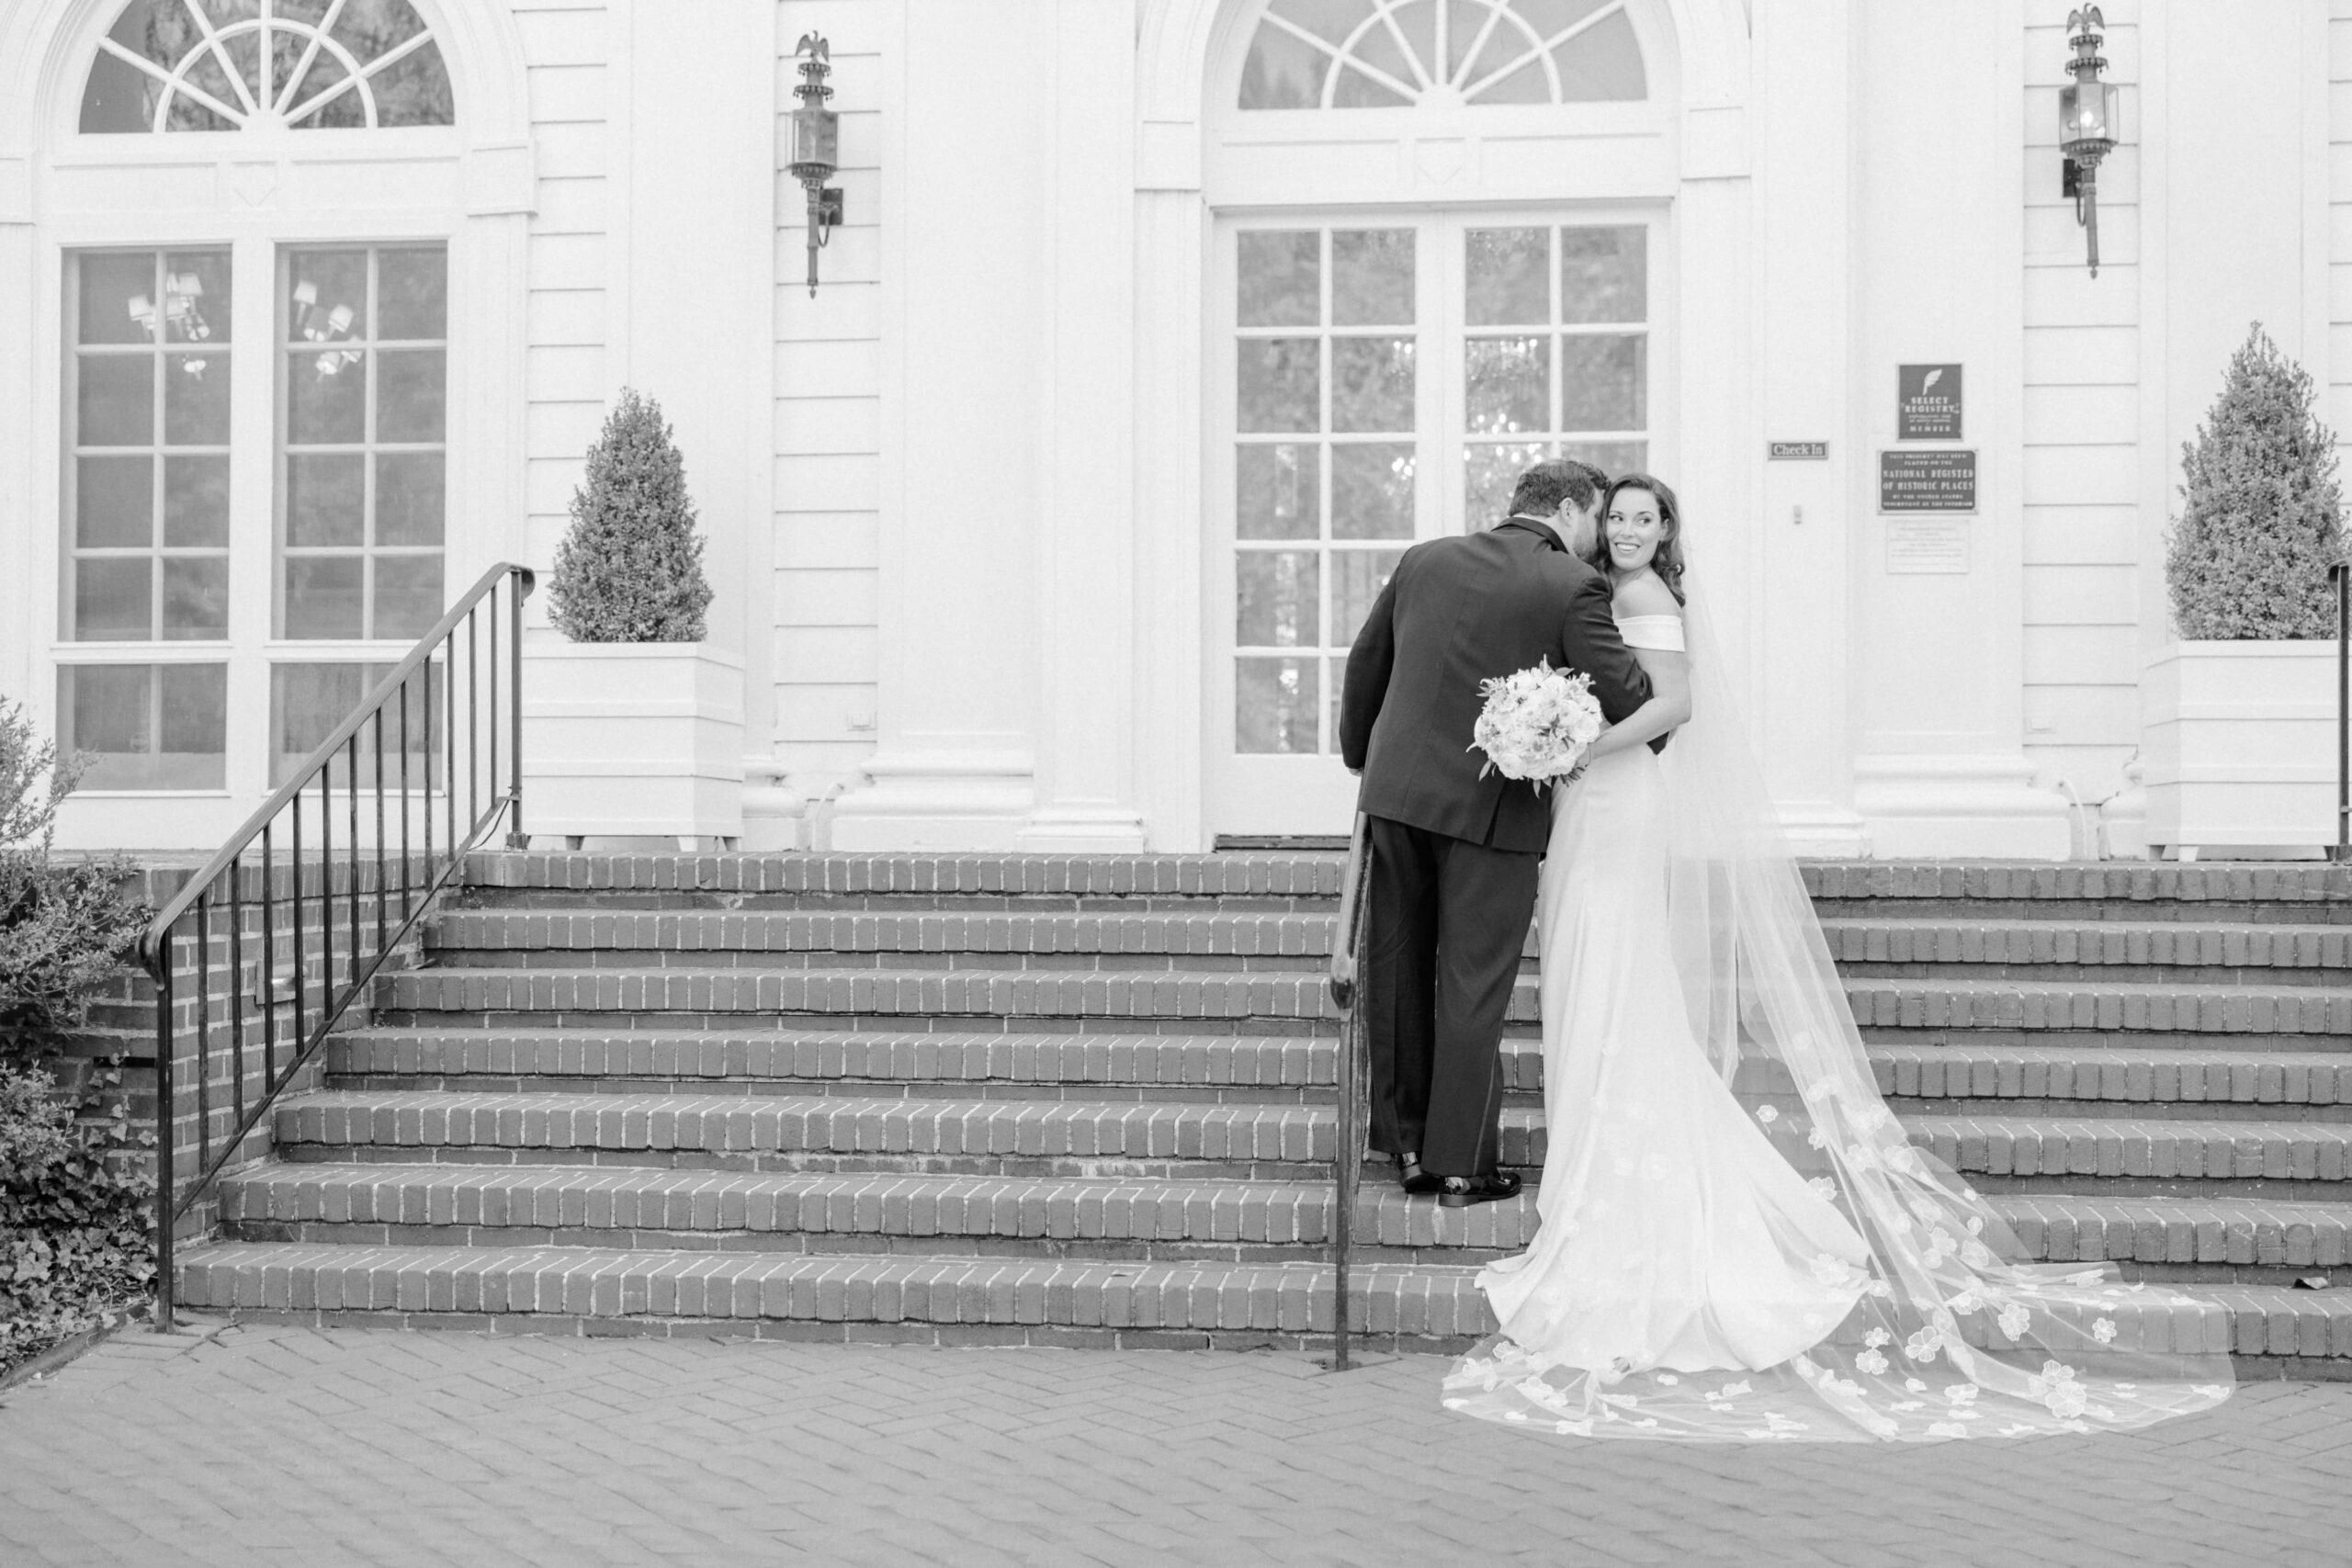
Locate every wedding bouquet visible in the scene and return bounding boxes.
[1468,659,1604,788]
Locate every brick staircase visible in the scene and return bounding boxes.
[174,853,2352,1374]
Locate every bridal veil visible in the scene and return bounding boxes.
[1442,586,2235,1441]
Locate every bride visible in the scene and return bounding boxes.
[1438,474,2234,1441]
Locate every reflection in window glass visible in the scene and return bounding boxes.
[1235,226,1421,757]
[281,243,447,640]
[1464,223,1648,522]
[1236,657,1319,753]
[1238,443,1318,542]
[1240,0,1645,111]
[67,249,232,642]
[59,662,228,789]
[270,660,444,788]
[79,0,456,133]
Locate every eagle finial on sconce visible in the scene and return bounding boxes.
[789,34,843,296]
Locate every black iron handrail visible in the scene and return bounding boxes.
[138,561,535,1324]
[2335,562,2348,863]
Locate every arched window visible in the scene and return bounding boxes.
[35,0,487,843]
[79,0,455,133]
[1238,0,1645,110]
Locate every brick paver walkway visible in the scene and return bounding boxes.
[2,1326,2347,1566]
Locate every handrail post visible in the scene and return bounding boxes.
[505,566,528,850]
[153,955,175,1329]
[2335,562,2349,863]
[1329,828,1373,1372]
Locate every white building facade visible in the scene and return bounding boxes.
[1,0,2342,858]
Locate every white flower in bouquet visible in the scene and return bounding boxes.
[1468,659,1604,788]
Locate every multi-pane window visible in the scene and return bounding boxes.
[1222,215,1659,770]
[280,244,447,641]
[1234,228,1417,755]
[1463,224,1647,521]
[60,249,232,790]
[1239,0,1646,111]
[80,0,455,133]
[58,664,230,791]
[270,661,441,787]
[67,250,233,642]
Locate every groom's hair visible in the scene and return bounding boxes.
[1507,459,1604,521]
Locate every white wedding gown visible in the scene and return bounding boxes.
[1442,599,2234,1442]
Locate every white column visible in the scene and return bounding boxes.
[1127,4,1218,852]
[588,0,774,840]
[1016,0,1148,852]
[830,0,1046,850]
[1848,0,2071,859]
[0,156,29,710]
[1745,0,1866,854]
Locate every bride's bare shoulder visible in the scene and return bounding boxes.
[1611,572,1681,618]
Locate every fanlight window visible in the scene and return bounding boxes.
[80,0,455,133]
[1240,0,1645,110]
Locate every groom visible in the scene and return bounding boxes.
[1337,460,1654,1207]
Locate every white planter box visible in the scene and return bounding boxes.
[2143,640,2343,856]
[522,640,744,844]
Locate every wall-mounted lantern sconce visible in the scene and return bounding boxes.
[2058,6,2118,277]
[789,33,844,298]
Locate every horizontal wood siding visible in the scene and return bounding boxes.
[515,0,609,581]
[2020,8,2142,801]
[775,2,882,800]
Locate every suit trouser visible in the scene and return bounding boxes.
[1361,814,1537,1179]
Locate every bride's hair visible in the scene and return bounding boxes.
[1599,472,1687,604]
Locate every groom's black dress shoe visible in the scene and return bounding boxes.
[1395,1153,1442,1196]
[1438,1171,1522,1209]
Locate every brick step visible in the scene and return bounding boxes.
[328,1030,2352,1121]
[270,1089,2352,1197]
[418,908,2352,990]
[213,1163,2352,1285]
[460,852,2352,920]
[170,1240,2352,1367]
[1910,1116,2352,1199]
[272,1089,1355,1178]
[461,852,1345,904]
[1799,862,2352,919]
[426,910,1343,964]
[1819,919,2352,987]
[371,965,2352,1043]
[1844,978,2352,1041]
[370,965,1341,1027]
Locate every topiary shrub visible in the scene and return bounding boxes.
[2165,324,2348,639]
[0,700,147,1072]
[547,389,714,642]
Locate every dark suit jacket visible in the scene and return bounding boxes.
[1339,517,1655,854]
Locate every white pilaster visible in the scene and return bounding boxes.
[1747,0,1866,855]
[1848,0,2070,858]
[1016,0,1147,852]
[594,0,774,842]
[830,0,1046,850]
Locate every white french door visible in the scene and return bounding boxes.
[1205,207,1669,839]
[52,237,452,847]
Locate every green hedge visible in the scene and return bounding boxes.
[0,699,154,1372]
[1,1062,153,1369]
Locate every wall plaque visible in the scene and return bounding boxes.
[1768,440,1828,460]
[1879,449,1976,513]
[1897,364,1962,440]
[1884,519,1971,574]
